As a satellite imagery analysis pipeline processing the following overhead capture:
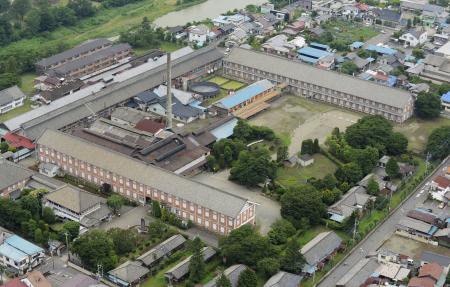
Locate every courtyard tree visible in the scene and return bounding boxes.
[237,268,257,287]
[61,221,80,241]
[257,258,280,278]
[42,207,56,224]
[426,126,450,160]
[334,162,363,184]
[267,219,296,245]
[152,200,162,218]
[280,239,305,274]
[280,185,326,228]
[276,144,289,163]
[189,237,205,283]
[386,157,400,178]
[340,61,359,75]
[107,228,138,256]
[216,273,231,287]
[366,177,380,196]
[345,115,393,151]
[386,132,408,155]
[107,194,124,215]
[415,93,442,119]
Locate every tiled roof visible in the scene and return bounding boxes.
[419,262,443,281]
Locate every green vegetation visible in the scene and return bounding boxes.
[221,80,246,90]
[0,99,32,123]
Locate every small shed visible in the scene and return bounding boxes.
[284,155,299,167]
[299,154,314,167]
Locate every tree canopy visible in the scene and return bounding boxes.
[426,126,450,160]
[345,116,393,151]
[280,239,305,274]
[415,93,442,119]
[237,268,257,287]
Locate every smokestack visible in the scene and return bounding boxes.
[166,52,173,130]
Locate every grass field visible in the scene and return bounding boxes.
[394,116,450,153]
[20,73,37,96]
[221,80,246,90]
[321,20,379,45]
[208,76,230,85]
[277,154,338,188]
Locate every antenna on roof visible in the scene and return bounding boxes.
[166,53,173,130]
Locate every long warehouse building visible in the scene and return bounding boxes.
[36,129,256,235]
[3,47,223,140]
[223,48,414,123]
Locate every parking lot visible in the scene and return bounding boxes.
[381,235,450,260]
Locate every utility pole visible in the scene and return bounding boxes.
[166,52,173,130]
[64,232,70,263]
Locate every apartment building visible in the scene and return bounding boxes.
[223,48,414,123]
[36,38,113,73]
[36,129,256,235]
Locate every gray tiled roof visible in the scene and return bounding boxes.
[300,231,342,266]
[107,261,149,284]
[263,271,303,287]
[164,246,216,280]
[0,159,34,191]
[36,39,112,68]
[137,235,186,266]
[336,258,379,287]
[225,48,412,108]
[421,251,450,267]
[37,129,250,218]
[204,264,247,287]
[53,44,131,76]
[44,185,105,214]
[0,86,26,107]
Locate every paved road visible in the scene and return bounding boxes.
[318,157,450,287]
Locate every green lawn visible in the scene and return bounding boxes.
[221,80,246,91]
[202,88,229,107]
[277,154,338,188]
[20,73,37,96]
[394,116,450,153]
[0,99,32,123]
[208,76,231,86]
[320,20,379,45]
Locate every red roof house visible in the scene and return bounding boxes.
[135,119,165,134]
[418,262,443,281]
[408,277,435,287]
[2,132,36,150]
[432,176,450,190]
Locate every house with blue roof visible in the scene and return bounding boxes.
[0,234,45,274]
[214,80,275,113]
[365,45,397,56]
[441,91,450,113]
[350,41,364,51]
[298,46,334,64]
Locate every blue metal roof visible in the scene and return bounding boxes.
[350,41,364,49]
[218,84,267,109]
[441,91,450,103]
[365,45,397,55]
[298,47,332,59]
[298,54,319,64]
[5,235,44,255]
[0,243,28,262]
[210,118,238,140]
[310,42,330,50]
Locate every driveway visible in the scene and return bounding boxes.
[193,170,281,235]
[99,205,150,230]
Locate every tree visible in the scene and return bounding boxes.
[280,240,305,274]
[62,221,80,240]
[71,230,118,272]
[20,195,41,218]
[0,198,32,231]
[107,228,138,256]
[229,147,277,187]
[34,228,45,245]
[67,0,95,18]
[216,273,231,287]
[350,147,379,175]
[0,0,10,11]
[341,61,359,75]
[412,48,424,59]
[237,268,257,287]
[11,0,31,21]
[276,145,288,163]
[189,237,205,283]
[313,138,320,153]
[426,126,450,160]
[148,220,166,235]
[415,93,442,119]
[257,257,280,278]
[268,219,296,245]
[386,157,399,178]
[345,116,393,150]
[0,73,20,90]
[280,185,326,228]
[42,207,56,224]
[0,142,8,153]
[300,139,315,155]
[386,132,408,155]
[366,177,380,196]
[219,224,275,267]
[152,200,162,218]
[321,188,342,205]
[107,195,124,215]
[334,162,363,184]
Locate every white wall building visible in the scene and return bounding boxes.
[399,29,428,47]
[0,86,26,115]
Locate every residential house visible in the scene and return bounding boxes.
[60,274,107,287]
[107,261,150,287]
[407,209,441,226]
[419,54,450,84]
[262,34,298,58]
[0,86,26,115]
[430,175,450,202]
[328,186,371,223]
[137,235,186,268]
[364,9,402,28]
[421,251,450,268]
[396,217,438,241]
[436,41,450,58]
[36,38,113,73]
[38,162,60,178]
[300,231,342,275]
[1,271,51,287]
[0,234,45,274]
[164,246,216,283]
[399,29,428,47]
[378,155,390,168]
[0,159,34,199]
[43,185,111,228]
[282,19,305,36]
[263,271,303,287]
[167,26,187,40]
[261,3,275,14]
[298,46,334,66]
[188,25,211,45]
[408,262,449,287]
[336,258,380,287]
[1,132,36,162]
[212,14,249,27]
[375,261,410,282]
[204,265,247,287]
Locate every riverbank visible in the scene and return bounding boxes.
[0,0,204,67]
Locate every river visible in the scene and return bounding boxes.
[154,0,267,27]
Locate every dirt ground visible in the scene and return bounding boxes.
[249,95,361,155]
[380,235,450,260]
